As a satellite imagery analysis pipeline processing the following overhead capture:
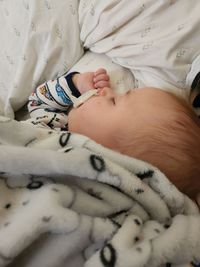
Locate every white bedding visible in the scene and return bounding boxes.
[0,0,83,118]
[79,0,200,96]
[0,1,200,267]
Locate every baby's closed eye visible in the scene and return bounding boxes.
[111,97,116,105]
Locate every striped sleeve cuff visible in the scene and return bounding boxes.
[65,72,81,97]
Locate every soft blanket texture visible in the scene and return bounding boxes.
[0,116,199,267]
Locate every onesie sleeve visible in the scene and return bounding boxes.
[27,72,80,130]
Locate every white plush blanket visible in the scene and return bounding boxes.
[0,1,200,267]
[0,116,200,267]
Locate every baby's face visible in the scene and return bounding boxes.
[68,87,176,147]
[68,87,200,199]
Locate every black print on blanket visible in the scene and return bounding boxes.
[90,155,105,172]
[100,243,116,267]
[0,116,199,267]
[136,170,154,179]
[27,180,44,190]
[59,132,71,147]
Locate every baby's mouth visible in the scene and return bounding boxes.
[73,89,98,108]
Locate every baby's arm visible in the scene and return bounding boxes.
[27,68,110,129]
[28,68,110,114]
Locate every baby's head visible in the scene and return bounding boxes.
[68,87,200,199]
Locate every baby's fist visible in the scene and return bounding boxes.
[72,68,110,95]
[93,68,110,89]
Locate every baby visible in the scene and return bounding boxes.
[28,70,200,200]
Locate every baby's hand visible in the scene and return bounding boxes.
[72,68,110,94]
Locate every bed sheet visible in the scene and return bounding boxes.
[79,0,200,99]
[0,0,83,119]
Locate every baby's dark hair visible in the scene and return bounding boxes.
[115,92,200,198]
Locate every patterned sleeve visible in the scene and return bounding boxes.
[27,72,80,130]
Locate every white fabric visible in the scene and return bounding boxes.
[79,0,200,96]
[0,116,199,267]
[0,0,83,118]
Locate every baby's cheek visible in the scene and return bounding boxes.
[68,109,81,132]
[69,105,92,133]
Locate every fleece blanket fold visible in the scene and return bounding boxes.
[0,116,199,267]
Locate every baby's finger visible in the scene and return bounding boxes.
[94,73,109,83]
[94,68,107,75]
[94,80,110,89]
